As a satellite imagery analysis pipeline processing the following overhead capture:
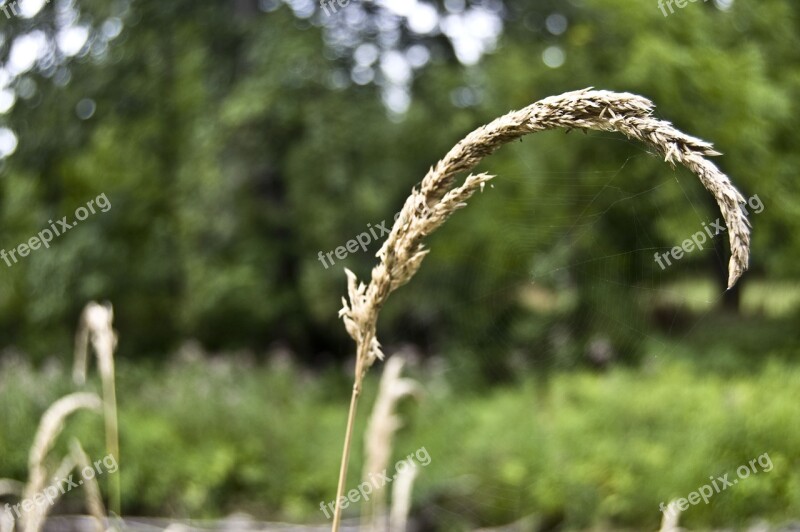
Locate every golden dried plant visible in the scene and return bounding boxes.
[331,88,751,530]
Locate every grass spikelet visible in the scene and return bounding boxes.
[331,88,751,531]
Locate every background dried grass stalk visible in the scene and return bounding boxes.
[69,439,107,532]
[73,302,121,517]
[361,355,420,530]
[22,392,102,532]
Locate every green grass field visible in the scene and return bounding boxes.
[2,323,798,529]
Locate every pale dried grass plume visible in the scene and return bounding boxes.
[388,464,418,532]
[22,392,102,532]
[73,302,117,387]
[361,354,420,529]
[69,439,107,532]
[658,499,682,532]
[0,508,14,532]
[73,301,121,516]
[21,452,80,532]
[331,88,751,531]
[0,479,22,532]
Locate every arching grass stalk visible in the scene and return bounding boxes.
[22,393,103,532]
[330,88,751,531]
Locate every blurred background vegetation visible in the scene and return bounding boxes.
[0,0,799,529]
